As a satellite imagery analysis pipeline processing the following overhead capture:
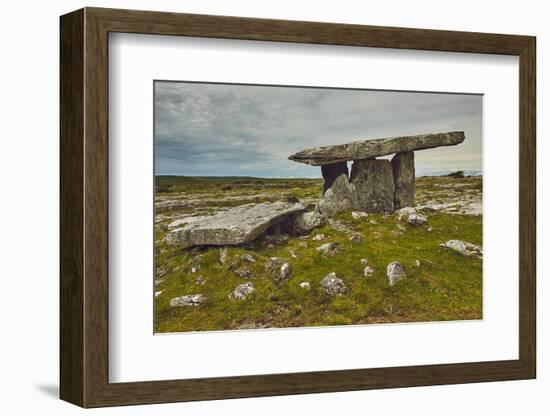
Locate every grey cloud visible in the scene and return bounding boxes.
[155,81,482,177]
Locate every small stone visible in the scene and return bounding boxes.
[349,233,364,243]
[170,294,207,307]
[219,247,228,264]
[234,267,253,279]
[351,211,369,219]
[291,210,325,234]
[155,290,163,297]
[320,272,347,296]
[397,207,417,221]
[316,242,340,256]
[229,282,255,300]
[407,213,427,226]
[440,240,482,258]
[415,260,421,267]
[190,267,199,274]
[387,261,405,286]
[241,253,256,263]
[266,257,292,281]
[289,249,298,258]
[426,226,433,232]
[360,258,369,266]
[312,234,327,241]
[363,266,375,277]
[299,282,311,290]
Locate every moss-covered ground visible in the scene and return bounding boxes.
[154,176,482,333]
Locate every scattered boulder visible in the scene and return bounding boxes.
[440,240,482,258]
[316,242,340,256]
[234,267,253,279]
[407,212,427,226]
[299,282,311,290]
[229,282,255,300]
[291,210,325,234]
[166,201,305,246]
[265,257,292,281]
[320,272,347,296]
[241,253,256,263]
[312,233,327,241]
[387,261,405,286]
[170,294,207,307]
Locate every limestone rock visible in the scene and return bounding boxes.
[397,207,417,221]
[234,267,252,279]
[317,173,357,216]
[363,266,375,277]
[229,282,255,300]
[351,159,395,214]
[291,210,325,234]
[320,272,347,296]
[265,257,292,281]
[241,253,256,263]
[407,212,427,226]
[299,282,311,290]
[440,240,482,258]
[321,162,349,194]
[288,131,465,166]
[312,234,327,241]
[170,294,207,307]
[316,242,340,256]
[392,151,415,209]
[387,261,405,286]
[166,201,304,246]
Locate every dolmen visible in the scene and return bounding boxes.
[288,131,465,215]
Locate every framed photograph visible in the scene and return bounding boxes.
[60,7,536,408]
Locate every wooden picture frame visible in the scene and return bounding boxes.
[60,7,536,408]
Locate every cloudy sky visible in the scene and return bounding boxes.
[154,81,482,178]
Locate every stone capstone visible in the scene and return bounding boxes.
[288,131,465,166]
[165,201,305,247]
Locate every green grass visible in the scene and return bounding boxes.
[154,176,482,333]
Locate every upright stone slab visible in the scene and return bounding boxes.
[321,162,349,195]
[391,151,415,209]
[317,173,357,216]
[350,159,395,214]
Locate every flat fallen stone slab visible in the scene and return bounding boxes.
[165,201,305,246]
[288,131,465,166]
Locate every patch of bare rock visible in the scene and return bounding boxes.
[440,240,482,258]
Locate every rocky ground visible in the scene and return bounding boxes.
[154,175,482,333]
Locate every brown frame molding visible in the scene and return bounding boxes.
[60,7,536,408]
